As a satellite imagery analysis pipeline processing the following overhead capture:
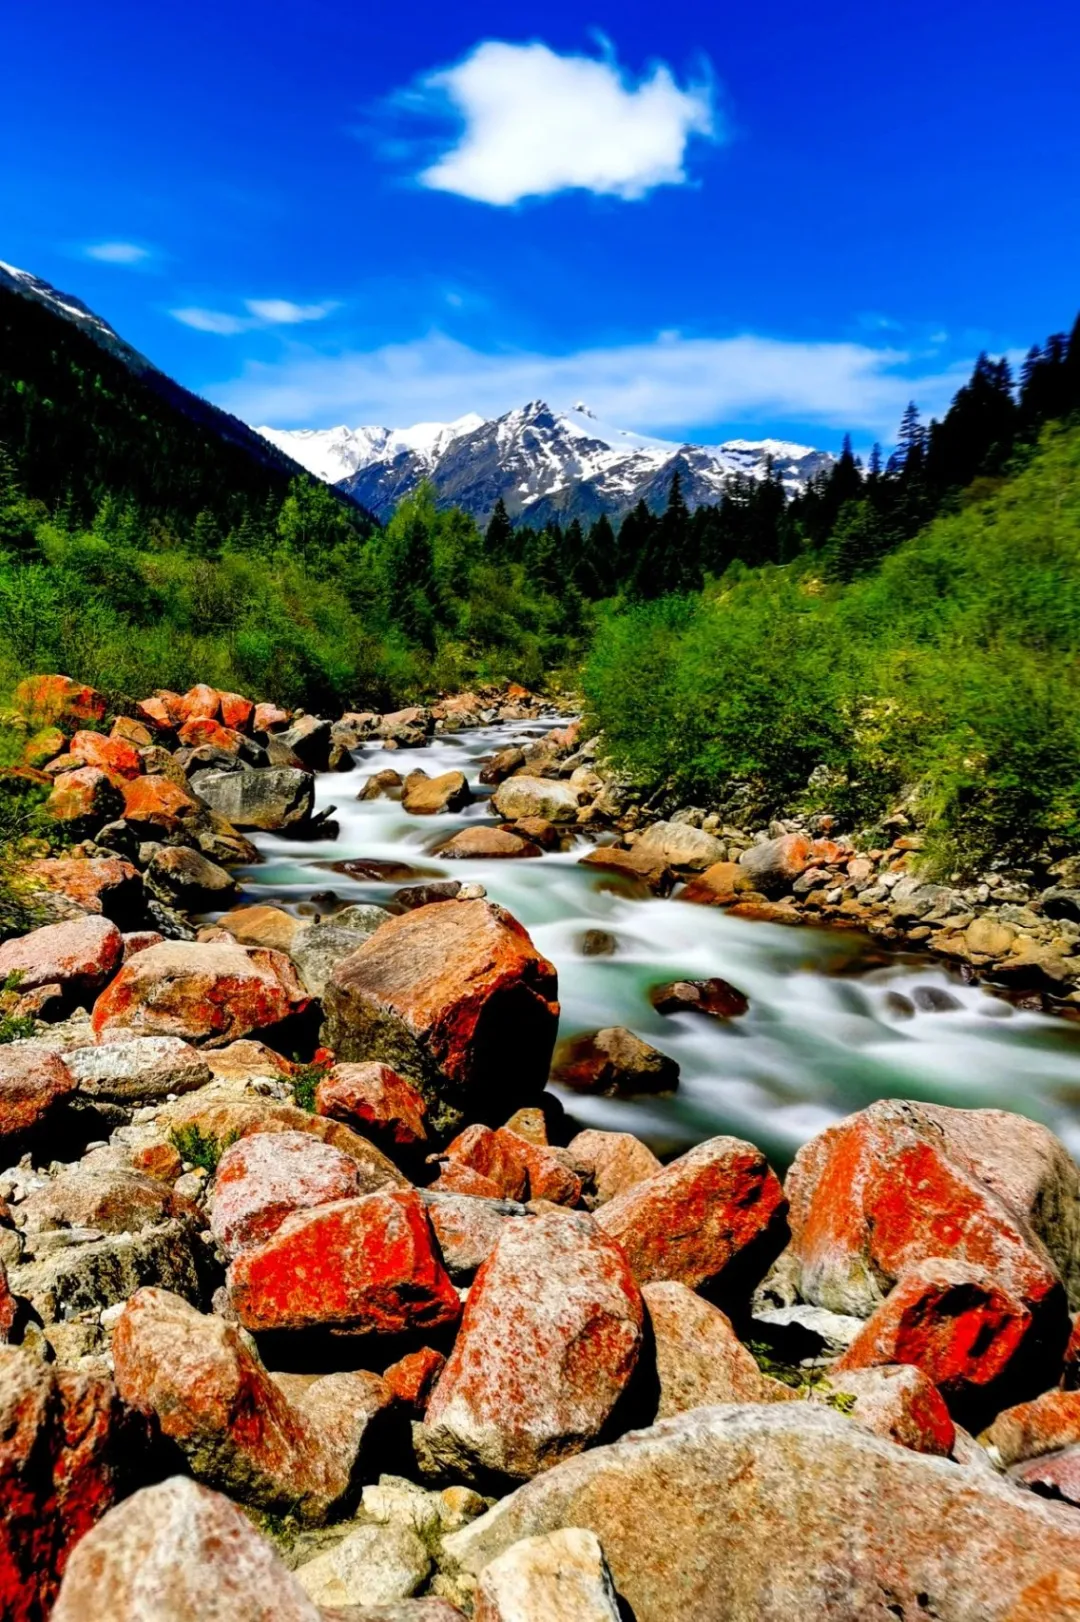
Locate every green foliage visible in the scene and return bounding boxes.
[586,422,1080,873]
[169,1124,238,1174]
[290,1058,331,1113]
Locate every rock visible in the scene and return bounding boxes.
[210,1132,369,1259]
[479,747,526,785]
[52,1475,324,1621]
[820,1364,955,1455]
[13,674,107,729]
[0,914,123,1004]
[316,1063,431,1150]
[146,846,237,910]
[227,1189,461,1337]
[417,1213,643,1486]
[635,821,725,871]
[384,1347,446,1412]
[189,765,315,830]
[834,1257,1050,1426]
[359,768,404,801]
[649,978,749,1019]
[91,940,311,1046]
[566,1131,662,1205]
[981,1388,1080,1467]
[737,833,821,896]
[113,1290,390,1522]
[278,715,333,771]
[402,770,472,816]
[121,772,202,830]
[578,845,675,896]
[420,1192,533,1283]
[750,1302,864,1360]
[509,817,563,850]
[0,1045,77,1150]
[380,707,432,746]
[0,1345,127,1621]
[473,1527,621,1622]
[217,903,309,952]
[22,857,143,925]
[783,1099,1079,1321]
[322,901,559,1138]
[20,1163,197,1236]
[1011,1446,1080,1505]
[438,827,541,860]
[502,1108,548,1145]
[1005,1570,1080,1620]
[10,1217,211,1324]
[678,861,757,906]
[161,1089,408,1187]
[550,1028,678,1097]
[217,691,254,732]
[437,1126,582,1206]
[967,916,1019,957]
[290,908,393,998]
[443,1403,1080,1622]
[644,1281,796,1417]
[253,700,291,735]
[593,1136,787,1300]
[295,1522,432,1608]
[492,777,579,823]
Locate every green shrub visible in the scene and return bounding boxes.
[169,1124,238,1174]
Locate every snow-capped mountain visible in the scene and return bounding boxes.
[256,401,833,526]
[0,260,153,374]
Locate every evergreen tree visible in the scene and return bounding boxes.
[0,442,38,557]
[615,500,656,586]
[578,512,617,598]
[484,497,514,560]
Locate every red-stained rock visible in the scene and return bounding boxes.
[12,675,107,730]
[0,915,123,999]
[820,1364,955,1455]
[0,1346,127,1622]
[383,1347,446,1413]
[644,1280,796,1418]
[161,1090,408,1187]
[438,1125,582,1207]
[177,716,244,753]
[121,929,164,959]
[254,701,291,735]
[210,1131,367,1259]
[421,1192,530,1282]
[567,1130,662,1206]
[578,845,676,896]
[1011,1446,1080,1505]
[981,1387,1080,1467]
[418,1213,643,1484]
[178,684,222,723]
[137,694,179,731]
[316,1063,431,1150]
[402,769,472,815]
[737,833,818,896]
[68,729,142,781]
[46,766,124,828]
[551,1027,679,1096]
[132,1141,184,1182]
[427,1163,504,1200]
[650,978,749,1019]
[112,1289,390,1522]
[122,773,202,827]
[593,1135,787,1300]
[835,1257,1047,1425]
[322,901,559,1138]
[679,862,757,906]
[52,1477,328,1622]
[0,1047,77,1150]
[227,1190,461,1337]
[22,857,142,925]
[91,940,310,1046]
[219,692,254,732]
[437,827,542,860]
[784,1100,1076,1327]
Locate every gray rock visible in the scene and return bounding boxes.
[278,716,333,772]
[491,777,579,823]
[189,766,315,831]
[635,821,724,871]
[751,1303,865,1360]
[146,846,237,910]
[66,1035,211,1103]
[9,1218,212,1323]
[295,1523,432,1609]
[291,908,392,997]
[473,1527,621,1621]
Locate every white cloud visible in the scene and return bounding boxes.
[170,299,335,335]
[85,241,150,264]
[211,329,970,441]
[411,40,717,205]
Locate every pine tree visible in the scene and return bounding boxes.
[0,441,39,556]
[484,497,514,560]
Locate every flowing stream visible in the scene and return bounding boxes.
[235,717,1080,1168]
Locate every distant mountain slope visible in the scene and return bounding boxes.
[0,262,369,528]
[258,400,834,526]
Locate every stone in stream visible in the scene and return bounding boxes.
[359,767,404,800]
[491,776,579,823]
[437,827,542,860]
[402,769,472,815]
[550,1027,679,1097]
[90,940,311,1046]
[441,1403,1080,1622]
[51,1476,326,1622]
[417,1212,643,1486]
[188,764,315,830]
[321,900,559,1138]
[634,820,725,871]
[479,746,526,785]
[472,1527,621,1622]
[678,861,757,906]
[577,845,675,896]
[649,978,749,1019]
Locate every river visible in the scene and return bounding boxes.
[235,716,1080,1168]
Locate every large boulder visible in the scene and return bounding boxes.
[1,1345,128,1622]
[492,777,579,823]
[145,846,237,911]
[566,1131,662,1206]
[13,674,107,729]
[91,940,310,1046]
[188,765,315,830]
[0,915,122,1000]
[22,857,143,926]
[210,1131,369,1259]
[51,1476,324,1622]
[551,1028,678,1097]
[635,821,725,871]
[473,1527,621,1622]
[643,1281,796,1417]
[402,770,472,816]
[289,907,391,998]
[783,1100,1078,1323]
[227,1190,461,1337]
[0,1046,77,1152]
[438,827,541,860]
[322,901,559,1137]
[64,1035,211,1102]
[417,1213,643,1486]
[113,1290,390,1522]
[577,846,675,896]
[593,1136,788,1301]
[443,1403,1080,1622]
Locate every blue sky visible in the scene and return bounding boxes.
[3,0,1078,449]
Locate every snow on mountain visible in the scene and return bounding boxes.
[0,260,153,372]
[253,400,834,526]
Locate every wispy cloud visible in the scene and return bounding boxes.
[170,298,336,335]
[211,329,970,440]
[397,39,718,206]
[85,241,151,265]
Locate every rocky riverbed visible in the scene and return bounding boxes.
[5,674,1080,1619]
